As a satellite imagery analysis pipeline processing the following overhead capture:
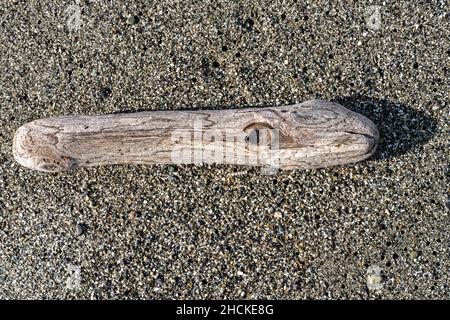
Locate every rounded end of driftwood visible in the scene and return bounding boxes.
[350,112,379,159]
[276,100,380,170]
[13,122,73,172]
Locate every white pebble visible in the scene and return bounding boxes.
[367,265,383,291]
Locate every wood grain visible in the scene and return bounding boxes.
[13,100,379,172]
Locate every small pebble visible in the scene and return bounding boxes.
[367,265,383,291]
[408,250,418,260]
[75,223,85,236]
[126,15,140,25]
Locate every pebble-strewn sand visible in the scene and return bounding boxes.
[0,0,448,299]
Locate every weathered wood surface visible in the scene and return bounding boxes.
[13,100,379,172]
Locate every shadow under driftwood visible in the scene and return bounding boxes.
[334,95,438,161]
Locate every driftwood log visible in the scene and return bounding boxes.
[13,100,379,172]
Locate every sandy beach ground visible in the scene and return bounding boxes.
[0,0,448,299]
